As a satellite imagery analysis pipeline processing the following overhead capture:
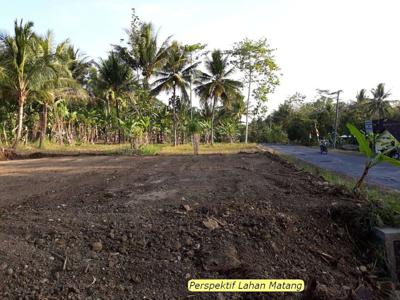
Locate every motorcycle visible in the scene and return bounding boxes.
[320,140,328,155]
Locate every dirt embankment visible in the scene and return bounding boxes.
[0,152,387,299]
[0,148,53,161]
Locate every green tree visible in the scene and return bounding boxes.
[195,50,242,145]
[151,42,198,146]
[231,38,280,143]
[356,88,368,104]
[97,52,133,143]
[183,43,207,119]
[286,115,314,144]
[31,32,85,148]
[115,17,170,88]
[66,45,92,86]
[366,83,392,120]
[0,20,38,147]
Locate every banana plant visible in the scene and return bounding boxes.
[347,123,400,191]
[199,119,212,144]
[119,118,143,150]
[218,120,239,143]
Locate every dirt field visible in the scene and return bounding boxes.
[0,152,383,299]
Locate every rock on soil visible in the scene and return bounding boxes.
[0,152,386,299]
[91,241,103,252]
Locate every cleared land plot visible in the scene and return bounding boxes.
[0,153,379,299]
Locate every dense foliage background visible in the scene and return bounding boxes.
[1,11,398,149]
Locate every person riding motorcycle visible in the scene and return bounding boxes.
[320,139,328,154]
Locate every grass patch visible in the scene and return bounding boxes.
[159,143,257,155]
[138,144,161,156]
[16,141,133,155]
[280,153,400,226]
[14,141,257,156]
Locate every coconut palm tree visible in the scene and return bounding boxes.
[195,50,243,144]
[151,42,199,146]
[115,22,170,88]
[31,32,85,148]
[97,52,133,143]
[66,45,92,85]
[356,88,368,104]
[366,83,392,120]
[0,19,37,147]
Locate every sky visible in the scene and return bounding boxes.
[1,0,400,112]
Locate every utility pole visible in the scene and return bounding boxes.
[332,90,342,149]
[318,89,343,149]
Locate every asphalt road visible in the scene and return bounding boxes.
[263,144,400,191]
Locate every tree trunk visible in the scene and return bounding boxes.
[24,126,28,145]
[245,70,252,144]
[211,96,217,145]
[106,95,111,143]
[172,83,177,146]
[115,96,121,143]
[354,164,370,191]
[56,117,64,145]
[193,133,200,155]
[13,94,26,149]
[2,123,8,146]
[39,104,48,148]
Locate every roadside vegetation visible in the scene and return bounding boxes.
[278,152,400,228]
[346,123,400,190]
[249,86,400,145]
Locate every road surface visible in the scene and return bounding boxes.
[263,144,400,191]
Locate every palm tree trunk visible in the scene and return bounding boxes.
[39,104,48,148]
[211,96,217,145]
[245,70,252,144]
[106,96,111,143]
[115,97,121,143]
[13,93,26,149]
[193,133,200,155]
[173,83,177,146]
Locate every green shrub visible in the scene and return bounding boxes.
[138,144,160,156]
[264,125,288,143]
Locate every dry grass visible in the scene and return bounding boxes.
[14,141,258,156]
[159,143,258,155]
[16,141,132,155]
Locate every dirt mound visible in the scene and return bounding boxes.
[0,148,47,161]
[0,148,76,161]
[0,147,20,160]
[0,153,387,299]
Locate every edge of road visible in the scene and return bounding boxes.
[258,144,399,193]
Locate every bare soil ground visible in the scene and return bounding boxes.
[0,152,384,299]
